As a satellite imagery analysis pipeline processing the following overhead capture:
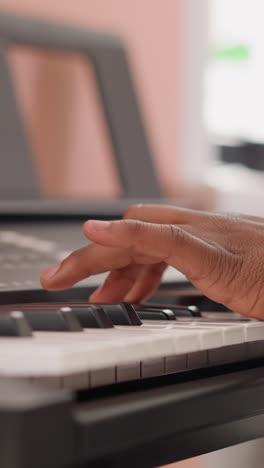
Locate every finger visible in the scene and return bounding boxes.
[236,213,264,224]
[41,243,132,290]
[123,204,203,224]
[89,264,144,302]
[83,219,218,281]
[90,262,166,303]
[123,262,166,303]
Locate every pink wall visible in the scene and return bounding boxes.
[0,0,182,198]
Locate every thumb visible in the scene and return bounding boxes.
[83,219,218,281]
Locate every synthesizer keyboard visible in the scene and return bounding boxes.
[0,301,263,391]
[1,225,264,468]
[0,300,264,468]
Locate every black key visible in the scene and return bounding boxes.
[97,303,142,326]
[0,311,32,337]
[137,311,174,321]
[174,294,230,312]
[59,308,83,331]
[22,308,83,331]
[134,306,176,320]
[187,306,201,317]
[134,303,200,318]
[70,305,113,328]
[149,293,234,313]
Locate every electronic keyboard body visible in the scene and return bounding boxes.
[1,221,264,468]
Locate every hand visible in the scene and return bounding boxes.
[40,204,264,319]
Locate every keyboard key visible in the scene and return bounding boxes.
[70,305,113,329]
[170,320,244,346]
[116,362,140,382]
[165,355,187,373]
[139,322,223,351]
[22,308,83,331]
[187,351,207,369]
[0,311,32,337]
[135,305,176,320]
[243,322,264,341]
[208,343,247,365]
[247,340,264,359]
[32,376,62,389]
[137,310,175,321]
[135,303,200,318]
[90,367,116,387]
[141,358,165,378]
[63,372,89,390]
[97,303,142,326]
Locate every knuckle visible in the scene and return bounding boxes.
[169,225,186,243]
[165,225,186,257]
[124,219,144,236]
[62,247,87,271]
[210,213,240,234]
[242,258,264,317]
[123,204,142,219]
[122,219,147,257]
[205,251,243,305]
[222,253,243,287]
[209,251,236,281]
[115,220,144,255]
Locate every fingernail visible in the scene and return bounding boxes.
[41,263,61,279]
[85,220,111,233]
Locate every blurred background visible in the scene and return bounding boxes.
[0,0,264,467]
[1,0,264,215]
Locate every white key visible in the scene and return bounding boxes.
[247,340,264,359]
[90,367,116,388]
[0,318,262,382]
[243,322,264,341]
[170,321,245,346]
[208,343,247,365]
[139,322,221,352]
[165,355,187,373]
[200,320,264,343]
[141,358,165,378]
[0,325,210,377]
[32,376,62,389]
[187,351,208,369]
[63,372,89,390]
[0,329,165,376]
[0,326,171,376]
[0,376,33,387]
[199,320,264,344]
[116,323,202,354]
[117,363,140,382]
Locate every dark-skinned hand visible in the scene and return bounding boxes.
[40,205,264,320]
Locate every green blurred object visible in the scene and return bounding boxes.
[211,44,250,61]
